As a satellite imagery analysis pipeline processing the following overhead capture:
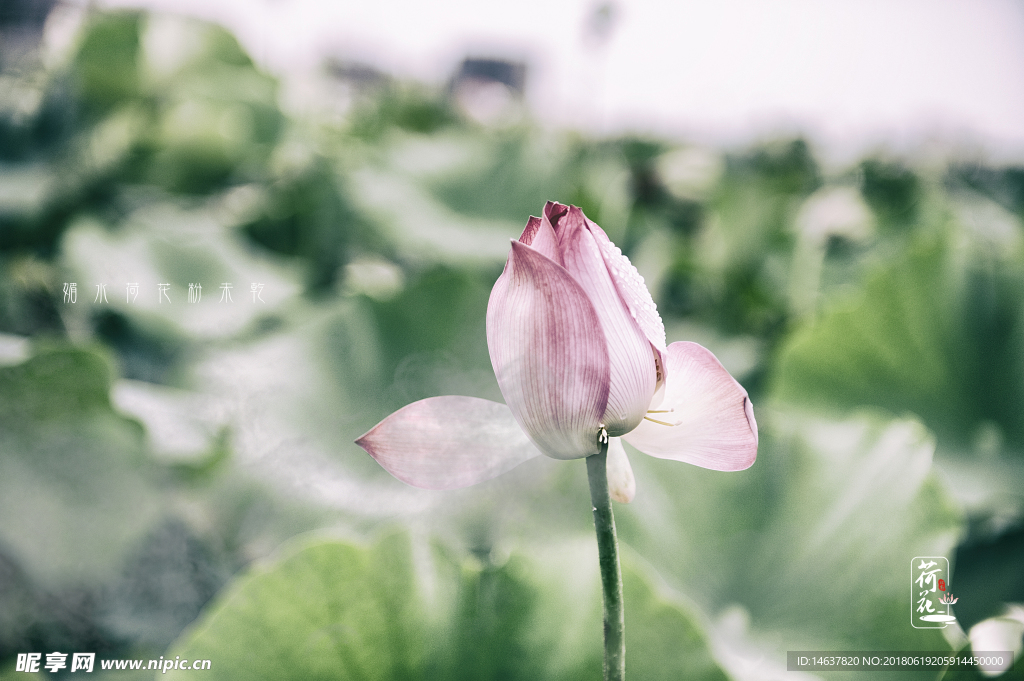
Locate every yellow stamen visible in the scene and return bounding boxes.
[643,416,679,427]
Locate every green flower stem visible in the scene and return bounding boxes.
[586,440,625,681]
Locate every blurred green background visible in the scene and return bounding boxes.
[1,4,1023,680]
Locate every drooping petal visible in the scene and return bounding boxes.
[555,206,655,436]
[623,342,757,471]
[487,239,610,460]
[606,437,636,503]
[355,396,541,490]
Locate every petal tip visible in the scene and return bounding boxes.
[354,430,375,455]
[743,396,759,445]
[610,488,634,504]
[544,200,568,218]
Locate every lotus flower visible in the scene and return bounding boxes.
[939,593,958,605]
[357,202,757,501]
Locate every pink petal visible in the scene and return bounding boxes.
[355,396,541,490]
[487,239,610,460]
[554,205,656,436]
[623,342,757,471]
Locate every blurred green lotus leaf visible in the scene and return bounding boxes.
[427,133,575,222]
[860,159,922,230]
[0,346,162,585]
[0,346,114,422]
[658,140,819,338]
[772,232,1024,452]
[617,409,961,663]
[133,15,283,194]
[240,158,356,293]
[163,532,728,681]
[950,521,1024,631]
[73,12,143,115]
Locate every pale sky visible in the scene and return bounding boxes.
[93,0,1024,161]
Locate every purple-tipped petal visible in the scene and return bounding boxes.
[356,396,541,490]
[518,213,561,264]
[487,239,610,460]
[543,200,569,234]
[606,437,636,503]
[555,206,656,436]
[518,215,542,244]
[623,342,758,471]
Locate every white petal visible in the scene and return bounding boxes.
[968,607,1024,677]
[623,342,757,471]
[606,437,636,503]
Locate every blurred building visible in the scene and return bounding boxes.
[0,0,55,70]
[447,57,527,126]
